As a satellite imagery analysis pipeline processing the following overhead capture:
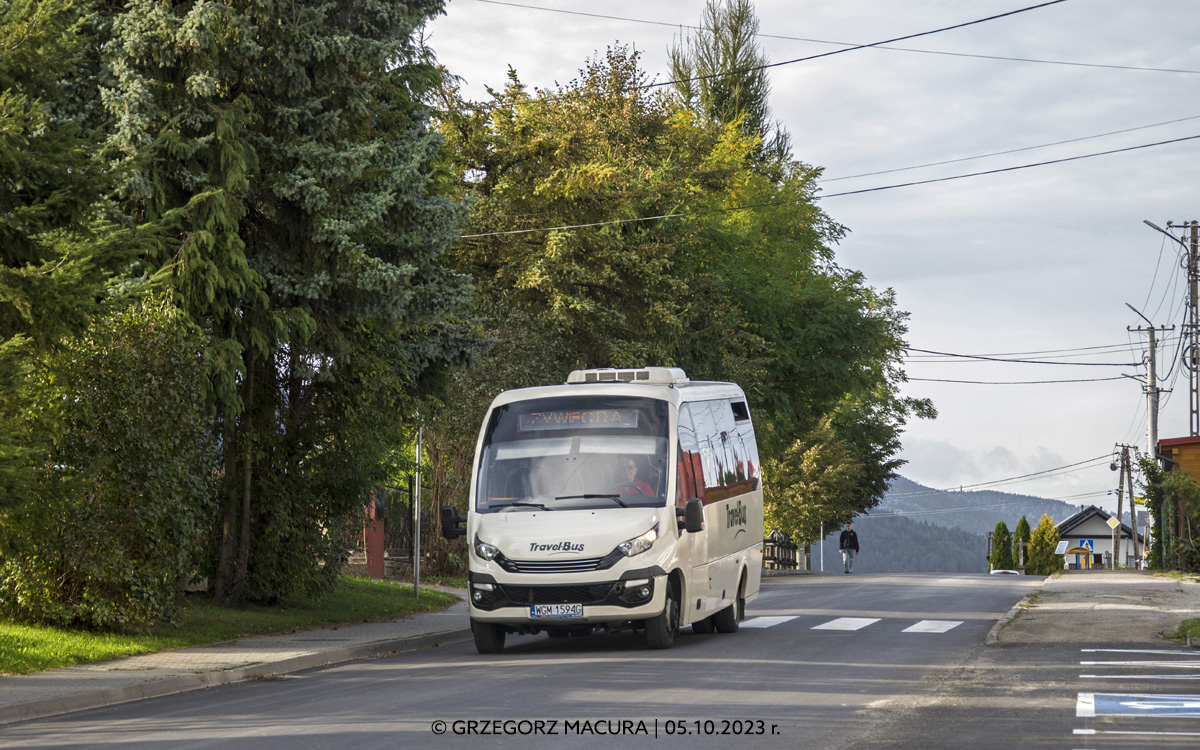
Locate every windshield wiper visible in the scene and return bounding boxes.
[554,494,628,508]
[495,501,552,511]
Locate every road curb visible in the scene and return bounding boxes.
[0,628,473,727]
[985,590,1040,645]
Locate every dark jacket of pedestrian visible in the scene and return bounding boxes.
[839,528,860,553]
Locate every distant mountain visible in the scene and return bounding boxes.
[877,476,1081,536]
[804,476,1083,574]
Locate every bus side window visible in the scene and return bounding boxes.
[677,404,703,505]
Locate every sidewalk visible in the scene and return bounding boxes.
[991,569,1200,645]
[0,587,471,727]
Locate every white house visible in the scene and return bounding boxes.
[1055,505,1144,570]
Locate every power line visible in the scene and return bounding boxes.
[888,455,1113,497]
[904,339,1182,360]
[825,114,1200,182]
[904,347,1139,366]
[907,376,1127,384]
[646,0,1074,91]
[822,133,1200,199]
[1142,233,1171,314]
[474,0,1199,76]
[1050,490,1114,501]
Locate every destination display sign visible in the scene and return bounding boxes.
[518,409,639,431]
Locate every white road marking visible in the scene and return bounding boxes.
[1074,730,1200,737]
[1080,674,1200,681]
[902,620,962,634]
[811,617,880,631]
[740,616,799,628]
[1083,649,1195,655]
[1081,660,1200,669]
[1077,693,1095,718]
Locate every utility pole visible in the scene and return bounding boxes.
[1188,221,1199,434]
[1114,447,1124,569]
[1112,444,1136,568]
[1149,325,1159,454]
[413,425,422,598]
[1143,220,1198,437]
[1124,447,1140,566]
[1126,304,1173,460]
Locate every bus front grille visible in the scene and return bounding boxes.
[502,556,607,573]
[500,583,616,605]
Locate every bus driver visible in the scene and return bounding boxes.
[615,457,653,496]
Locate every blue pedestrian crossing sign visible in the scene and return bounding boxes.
[1080,539,1094,551]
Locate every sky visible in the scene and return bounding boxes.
[425,0,1200,512]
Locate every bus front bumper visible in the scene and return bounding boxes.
[467,571,667,625]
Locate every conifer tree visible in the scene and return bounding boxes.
[989,521,1013,571]
[1012,515,1032,568]
[90,0,473,603]
[668,0,792,171]
[1027,514,1063,576]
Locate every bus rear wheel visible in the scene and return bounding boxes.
[714,575,746,633]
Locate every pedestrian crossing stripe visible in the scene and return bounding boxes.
[738,616,799,628]
[903,620,963,634]
[811,617,881,631]
[738,616,964,632]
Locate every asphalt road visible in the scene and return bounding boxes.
[0,574,1039,750]
[860,639,1200,749]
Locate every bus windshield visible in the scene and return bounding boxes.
[475,395,670,513]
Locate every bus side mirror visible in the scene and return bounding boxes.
[684,498,704,533]
[441,506,467,540]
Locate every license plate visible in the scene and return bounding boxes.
[531,603,583,618]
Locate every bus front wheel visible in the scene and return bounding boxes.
[645,581,680,649]
[471,619,506,654]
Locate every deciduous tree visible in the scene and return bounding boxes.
[0,299,215,628]
[763,420,862,545]
[433,46,930,566]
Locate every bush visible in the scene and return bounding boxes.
[0,299,216,629]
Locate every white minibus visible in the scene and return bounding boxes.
[442,367,764,653]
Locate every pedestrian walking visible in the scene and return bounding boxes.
[839,522,860,574]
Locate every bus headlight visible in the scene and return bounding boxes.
[617,525,658,558]
[473,536,500,561]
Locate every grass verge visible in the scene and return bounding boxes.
[1169,617,1200,644]
[0,576,459,675]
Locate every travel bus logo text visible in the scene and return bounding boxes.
[727,500,747,528]
[530,541,585,554]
